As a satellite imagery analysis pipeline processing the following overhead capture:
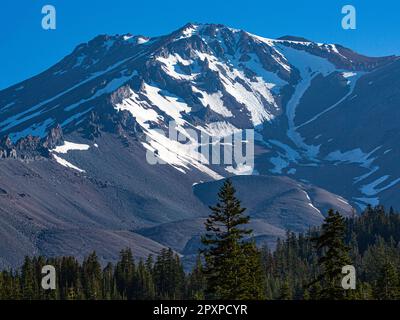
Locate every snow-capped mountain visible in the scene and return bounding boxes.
[0,23,399,268]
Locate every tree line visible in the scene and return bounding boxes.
[0,180,399,300]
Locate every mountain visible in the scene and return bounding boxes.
[0,23,398,268]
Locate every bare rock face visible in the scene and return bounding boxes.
[43,125,64,149]
[0,135,16,159]
[0,22,399,269]
[0,126,65,160]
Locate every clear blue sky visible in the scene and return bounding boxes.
[1,0,399,90]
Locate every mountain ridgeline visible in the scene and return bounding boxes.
[0,23,399,269]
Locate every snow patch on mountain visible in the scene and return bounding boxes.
[53,154,86,173]
[274,44,336,159]
[52,141,90,154]
[325,147,380,168]
[360,175,400,197]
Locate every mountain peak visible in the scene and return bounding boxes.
[277,35,313,43]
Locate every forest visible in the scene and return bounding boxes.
[0,180,399,300]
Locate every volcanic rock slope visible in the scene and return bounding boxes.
[0,23,398,268]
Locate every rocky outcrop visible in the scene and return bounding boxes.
[0,136,16,159]
[42,125,64,149]
[0,125,64,160]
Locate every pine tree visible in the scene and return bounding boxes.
[153,248,185,299]
[312,210,351,299]
[81,252,102,299]
[201,179,266,299]
[102,262,116,300]
[279,279,292,300]
[376,260,400,300]
[115,248,136,299]
[21,257,37,300]
[135,259,156,300]
[186,255,206,300]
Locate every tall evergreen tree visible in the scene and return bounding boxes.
[376,260,400,300]
[186,255,206,300]
[115,248,136,299]
[81,252,102,300]
[201,179,266,299]
[312,210,351,299]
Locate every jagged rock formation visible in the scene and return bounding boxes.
[0,23,399,268]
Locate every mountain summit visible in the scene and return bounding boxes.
[0,23,399,268]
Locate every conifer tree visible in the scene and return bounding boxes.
[81,251,102,300]
[135,259,156,300]
[186,255,206,300]
[201,179,266,299]
[115,248,136,299]
[279,279,292,300]
[376,260,400,300]
[312,210,351,299]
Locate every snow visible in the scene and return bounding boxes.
[115,90,160,124]
[157,54,197,80]
[242,53,288,92]
[269,156,290,174]
[54,69,67,76]
[53,154,86,173]
[176,24,199,40]
[296,72,363,129]
[2,102,16,111]
[354,197,379,208]
[360,175,400,196]
[225,164,255,175]
[199,121,240,138]
[73,54,86,68]
[9,118,55,142]
[136,37,149,44]
[336,197,350,205]
[325,147,380,168]
[268,140,301,173]
[194,51,278,125]
[52,141,90,154]
[0,56,139,134]
[354,166,379,184]
[115,88,222,179]
[143,83,191,125]
[342,72,357,78]
[50,141,90,173]
[192,87,233,117]
[273,43,336,159]
[302,190,322,215]
[141,127,223,179]
[103,39,115,50]
[123,35,133,41]
[64,74,134,111]
[61,108,94,127]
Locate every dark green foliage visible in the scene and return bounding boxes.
[311,209,351,299]
[153,248,185,299]
[201,179,266,299]
[0,205,399,300]
[186,255,206,300]
[262,206,400,300]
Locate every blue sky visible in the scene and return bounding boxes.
[1,0,399,90]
